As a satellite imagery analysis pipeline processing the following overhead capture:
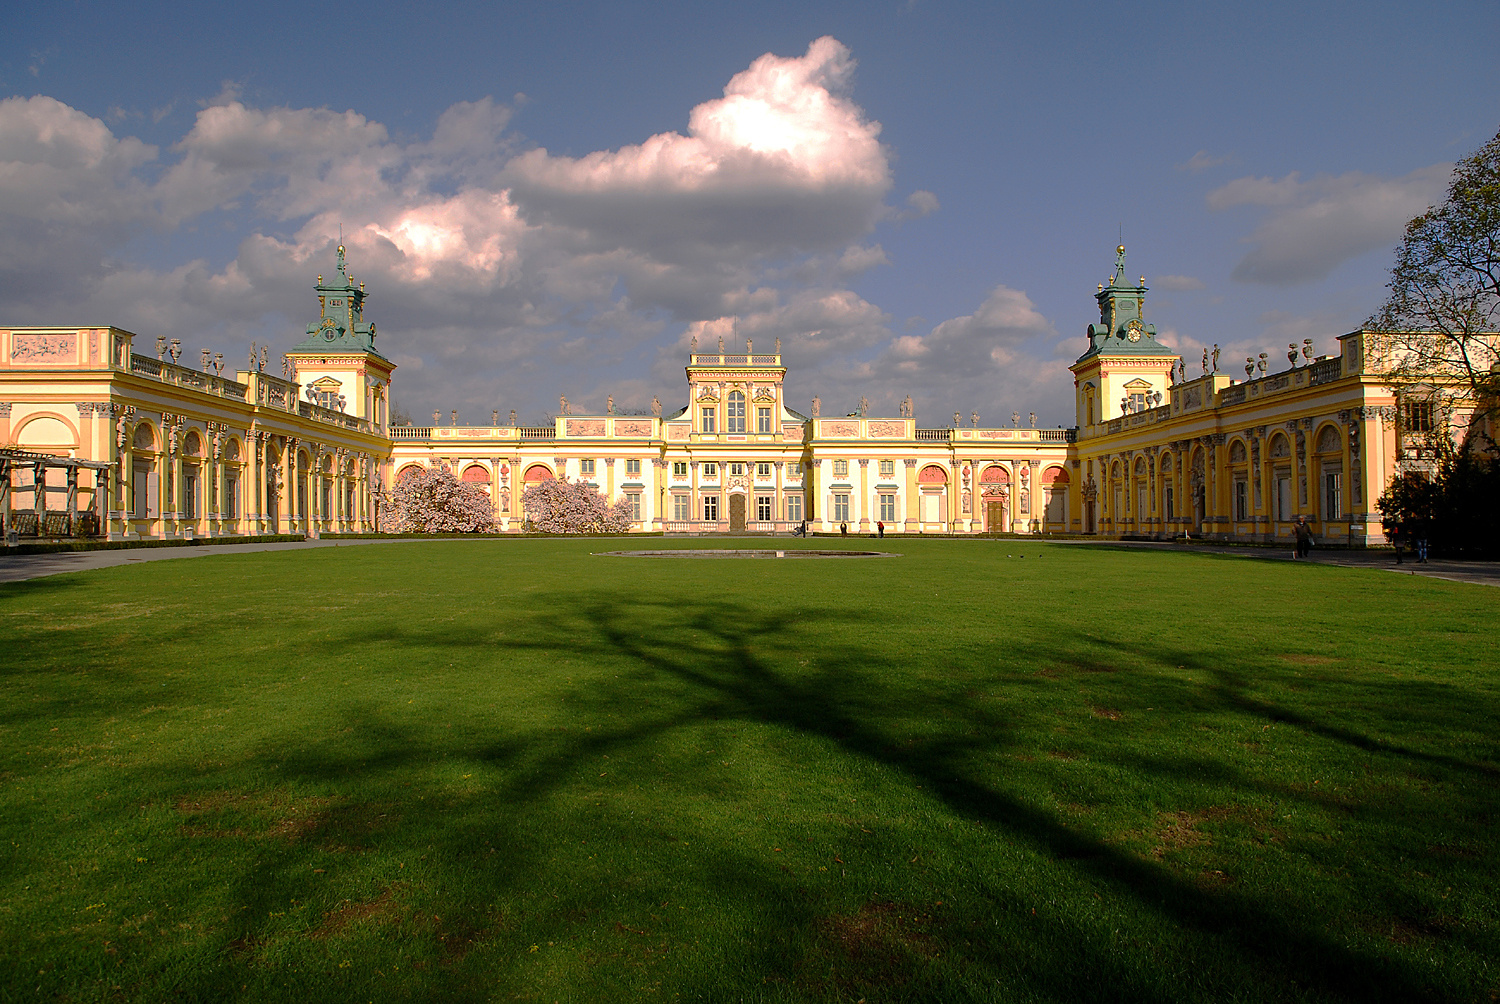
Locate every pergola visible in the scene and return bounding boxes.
[1,447,112,540]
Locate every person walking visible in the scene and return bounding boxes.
[840,522,848,537]
[876,520,885,538]
[1392,521,1405,565]
[1415,520,1430,563]
[1293,516,1312,559]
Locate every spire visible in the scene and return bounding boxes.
[289,244,385,358]
[1076,244,1173,362]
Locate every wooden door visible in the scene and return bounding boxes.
[986,501,1004,531]
[729,494,747,530]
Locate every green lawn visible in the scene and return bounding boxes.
[1,539,1496,1002]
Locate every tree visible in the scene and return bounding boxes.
[377,463,496,533]
[1371,125,1500,453]
[520,476,633,533]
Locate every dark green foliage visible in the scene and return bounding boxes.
[1377,450,1500,557]
[0,540,1496,1002]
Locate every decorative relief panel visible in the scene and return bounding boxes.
[613,420,653,437]
[822,421,858,437]
[667,424,690,440]
[782,426,803,441]
[12,333,76,363]
[867,421,903,437]
[566,420,606,437]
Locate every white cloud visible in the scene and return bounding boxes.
[1177,150,1232,172]
[1209,164,1451,284]
[1154,274,1206,291]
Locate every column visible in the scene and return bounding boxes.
[857,458,870,530]
[903,458,918,530]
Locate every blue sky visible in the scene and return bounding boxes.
[3,0,1497,426]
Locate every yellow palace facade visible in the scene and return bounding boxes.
[0,247,1439,546]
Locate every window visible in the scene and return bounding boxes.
[701,406,716,433]
[1165,486,1174,520]
[672,494,690,521]
[833,493,850,521]
[702,462,718,478]
[833,459,849,477]
[580,459,596,476]
[1324,472,1342,518]
[703,495,719,521]
[625,459,641,476]
[672,461,688,478]
[727,391,745,433]
[879,459,894,477]
[788,461,802,478]
[1129,392,1146,413]
[321,479,332,518]
[756,462,771,479]
[1235,480,1249,521]
[756,495,773,520]
[1403,400,1434,433]
[730,462,745,476]
[223,472,239,519]
[757,406,772,433]
[626,493,641,521]
[879,493,896,522]
[183,468,198,519]
[786,493,803,522]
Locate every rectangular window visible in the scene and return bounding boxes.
[626,493,641,521]
[756,495,773,521]
[833,459,849,477]
[757,407,772,433]
[321,480,332,518]
[879,459,894,477]
[580,459,596,475]
[672,494,691,521]
[183,469,198,519]
[833,493,850,522]
[1129,392,1146,413]
[727,394,745,433]
[1165,486,1174,520]
[1324,472,1342,518]
[701,406,716,433]
[730,462,745,476]
[786,493,803,522]
[703,495,719,521]
[672,461,688,478]
[879,493,896,522]
[224,472,239,519]
[1403,401,1434,433]
[625,459,641,476]
[1235,480,1249,521]
[702,462,718,478]
[756,462,771,479]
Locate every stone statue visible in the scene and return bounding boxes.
[971,412,979,427]
[250,344,258,371]
[746,339,752,354]
[1029,412,1037,428]
[899,395,912,417]
[775,338,781,354]
[1212,344,1220,371]
[1202,348,1209,374]
[954,412,961,428]
[560,395,570,416]
[718,335,724,354]
[607,394,615,415]
[1012,411,1020,427]
[432,410,440,425]
[509,409,517,426]
[811,396,821,417]
[651,396,661,416]
[260,346,268,371]
[451,410,458,426]
[690,334,698,353]
[492,410,499,425]
[858,395,869,417]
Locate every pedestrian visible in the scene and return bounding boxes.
[840,521,848,537]
[1293,516,1312,559]
[1392,521,1405,565]
[877,520,885,538]
[1415,521,1430,563]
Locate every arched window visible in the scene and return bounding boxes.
[727,391,746,433]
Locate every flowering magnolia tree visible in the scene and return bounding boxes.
[520,476,634,533]
[377,463,497,533]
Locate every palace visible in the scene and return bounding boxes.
[0,244,1454,547]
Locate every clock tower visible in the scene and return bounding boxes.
[285,245,395,430]
[1070,245,1178,428]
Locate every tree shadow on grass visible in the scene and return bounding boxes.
[203,585,1493,1002]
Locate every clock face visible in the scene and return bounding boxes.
[1127,319,1143,342]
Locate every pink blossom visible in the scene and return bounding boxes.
[520,476,634,533]
[376,463,497,533]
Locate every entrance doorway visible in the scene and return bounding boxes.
[729,494,747,531]
[986,501,1005,532]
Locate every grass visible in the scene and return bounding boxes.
[0,538,1496,1002]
